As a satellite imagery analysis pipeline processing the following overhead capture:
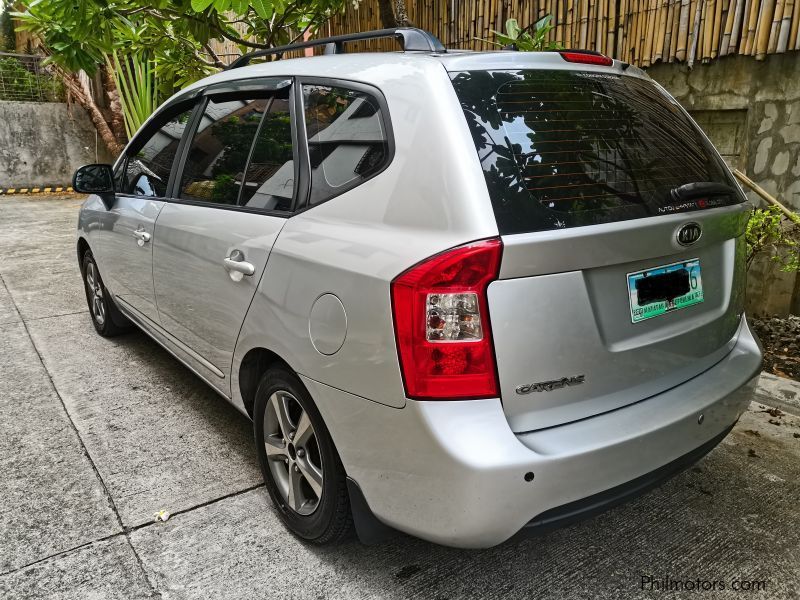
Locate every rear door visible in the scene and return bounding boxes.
[452,67,750,432]
[102,102,197,323]
[152,79,297,391]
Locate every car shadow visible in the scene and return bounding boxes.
[299,438,787,598]
[109,327,791,598]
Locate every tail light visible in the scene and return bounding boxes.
[391,238,502,400]
[559,51,613,66]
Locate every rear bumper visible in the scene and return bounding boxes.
[302,316,762,548]
[516,421,734,538]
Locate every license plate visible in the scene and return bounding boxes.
[627,258,704,323]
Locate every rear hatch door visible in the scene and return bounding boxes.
[451,64,750,432]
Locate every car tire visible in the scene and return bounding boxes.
[253,365,353,544]
[81,250,130,337]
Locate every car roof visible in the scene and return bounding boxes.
[136,48,649,148]
[178,50,648,96]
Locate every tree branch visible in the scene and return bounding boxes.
[289,13,324,44]
[203,43,227,69]
[140,7,274,49]
[50,65,124,156]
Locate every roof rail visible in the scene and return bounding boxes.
[227,27,446,70]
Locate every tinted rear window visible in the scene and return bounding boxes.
[451,70,740,234]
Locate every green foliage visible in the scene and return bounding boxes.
[746,205,800,273]
[211,114,258,179]
[0,56,63,101]
[211,173,236,203]
[212,112,292,179]
[13,0,347,97]
[250,112,293,163]
[480,16,561,51]
[0,5,15,51]
[110,50,157,139]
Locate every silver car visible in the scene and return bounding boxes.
[73,28,762,549]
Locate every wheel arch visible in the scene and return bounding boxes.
[237,346,293,419]
[77,236,91,272]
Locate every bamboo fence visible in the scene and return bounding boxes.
[323,0,800,67]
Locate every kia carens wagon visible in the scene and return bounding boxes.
[74,27,763,548]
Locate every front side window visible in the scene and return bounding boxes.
[123,105,195,198]
[302,84,389,206]
[451,70,741,234]
[179,96,271,205]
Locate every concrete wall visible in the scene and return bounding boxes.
[649,54,800,316]
[0,101,112,187]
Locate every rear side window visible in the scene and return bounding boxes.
[451,70,741,234]
[179,96,270,205]
[239,95,295,211]
[123,106,194,198]
[301,84,389,206]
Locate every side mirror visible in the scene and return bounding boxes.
[73,164,115,195]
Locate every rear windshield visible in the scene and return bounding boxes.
[451,70,741,234]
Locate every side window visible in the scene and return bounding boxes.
[178,96,270,205]
[239,95,295,211]
[113,159,126,191]
[302,84,389,206]
[123,106,194,198]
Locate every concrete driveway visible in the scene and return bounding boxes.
[1,194,799,600]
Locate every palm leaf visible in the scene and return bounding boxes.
[109,50,157,140]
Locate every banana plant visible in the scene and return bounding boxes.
[109,49,157,140]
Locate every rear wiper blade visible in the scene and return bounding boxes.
[670,181,737,202]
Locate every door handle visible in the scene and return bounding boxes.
[223,250,255,276]
[223,258,255,276]
[133,229,151,243]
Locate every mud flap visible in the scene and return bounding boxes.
[346,477,397,545]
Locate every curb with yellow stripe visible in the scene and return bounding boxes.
[0,185,74,195]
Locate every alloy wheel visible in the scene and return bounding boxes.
[263,390,324,515]
[85,262,106,326]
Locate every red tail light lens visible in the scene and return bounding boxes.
[391,238,502,400]
[559,51,613,66]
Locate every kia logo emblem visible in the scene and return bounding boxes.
[677,222,702,246]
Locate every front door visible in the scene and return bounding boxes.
[103,102,197,323]
[102,196,163,323]
[152,82,297,391]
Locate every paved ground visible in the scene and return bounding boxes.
[1,194,799,600]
